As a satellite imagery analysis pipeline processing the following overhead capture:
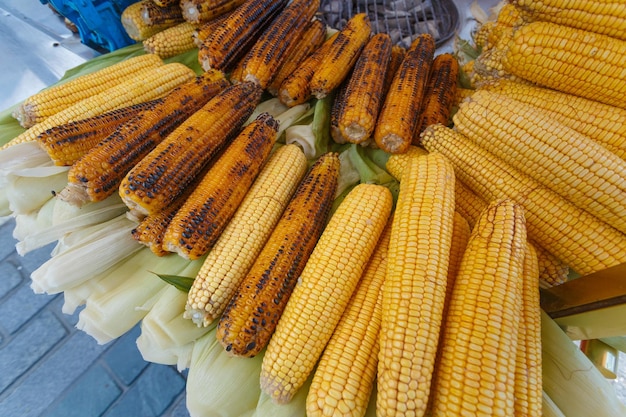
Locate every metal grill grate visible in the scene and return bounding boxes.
[318,0,460,48]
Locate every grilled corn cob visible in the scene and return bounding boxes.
[431,199,526,416]
[374,33,436,154]
[120,81,262,218]
[58,71,228,207]
[382,45,406,96]
[12,54,163,128]
[454,89,626,234]
[310,13,372,99]
[153,0,178,6]
[261,183,393,403]
[181,0,246,23]
[122,0,183,41]
[192,12,230,47]
[163,112,279,259]
[143,22,198,58]
[217,152,340,357]
[184,144,308,326]
[378,152,455,417]
[420,124,626,276]
[3,62,195,150]
[335,33,392,144]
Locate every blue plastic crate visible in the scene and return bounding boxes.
[41,0,138,52]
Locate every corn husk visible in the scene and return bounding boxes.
[542,390,566,417]
[246,98,289,125]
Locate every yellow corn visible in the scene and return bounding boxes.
[192,12,230,47]
[310,13,372,99]
[377,152,455,417]
[261,183,393,403]
[420,124,626,276]
[384,144,428,180]
[12,54,163,128]
[454,180,487,229]
[163,112,278,260]
[57,71,229,206]
[119,81,262,218]
[329,77,349,144]
[473,21,496,50]
[143,22,198,58]
[535,245,569,289]
[240,0,319,89]
[515,242,542,417]
[266,18,327,96]
[306,214,392,417]
[216,152,340,358]
[122,0,182,41]
[335,33,392,144]
[3,62,195,150]
[510,0,626,41]
[382,45,406,96]
[374,33,436,154]
[184,144,308,326]
[431,198,526,416]
[502,21,626,109]
[153,0,178,6]
[454,89,626,234]
[180,0,246,23]
[481,79,626,160]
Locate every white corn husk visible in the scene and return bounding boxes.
[245,98,289,125]
[136,323,195,371]
[0,141,52,178]
[252,373,313,417]
[336,147,361,198]
[275,103,310,138]
[186,329,262,417]
[5,164,69,215]
[542,390,566,417]
[13,197,56,243]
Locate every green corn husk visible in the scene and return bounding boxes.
[542,390,566,417]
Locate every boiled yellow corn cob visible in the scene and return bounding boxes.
[535,245,569,288]
[431,198,526,416]
[121,0,182,41]
[454,89,626,234]
[58,71,228,206]
[36,99,158,166]
[198,0,289,71]
[373,33,435,154]
[12,54,163,128]
[180,0,246,23]
[377,152,455,417]
[306,214,392,417]
[473,21,496,50]
[515,242,542,417]
[3,62,195,150]
[384,144,428,180]
[420,124,626,276]
[510,0,626,41]
[143,22,198,58]
[184,144,308,326]
[163,112,278,259]
[454,179,487,229]
[334,33,392,144]
[502,21,626,109]
[310,13,372,99]
[261,182,393,403]
[481,79,626,160]
[119,81,262,218]
[239,0,319,89]
[216,152,341,358]
[192,12,230,47]
[266,18,327,96]
[453,87,474,107]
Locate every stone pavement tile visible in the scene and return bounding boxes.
[167,395,190,417]
[0,220,18,261]
[0,278,58,334]
[0,310,66,393]
[103,364,186,417]
[103,325,149,386]
[16,241,57,276]
[0,260,22,299]
[0,330,108,417]
[41,363,122,417]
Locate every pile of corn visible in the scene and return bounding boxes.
[1,0,626,416]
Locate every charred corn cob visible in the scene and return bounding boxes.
[420,124,626,276]
[240,0,319,89]
[481,79,626,160]
[153,0,178,6]
[382,45,406,96]
[261,183,393,403]
[502,21,626,109]
[217,152,340,357]
[329,77,350,144]
[180,0,246,23]
[278,32,339,107]
[414,53,459,141]
[3,62,195,150]
[198,0,289,71]
[266,18,327,96]
[310,13,371,99]
[37,99,158,166]
[431,199,526,416]
[510,0,626,41]
[378,152,455,417]
[192,12,230,47]
[334,33,392,144]
[12,54,163,128]
[373,33,435,154]
[122,0,182,41]
[143,22,198,58]
[141,1,183,25]
[454,89,626,235]
[120,81,262,218]
[307,215,392,417]
[163,112,278,260]
[58,71,228,207]
[184,144,308,326]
